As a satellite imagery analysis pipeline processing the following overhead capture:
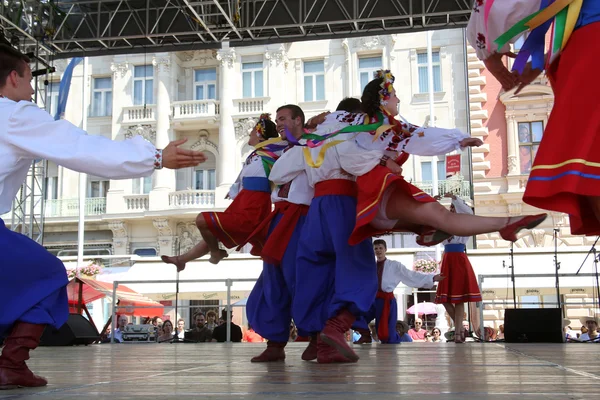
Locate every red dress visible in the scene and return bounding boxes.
[434,243,482,304]
[523,23,600,235]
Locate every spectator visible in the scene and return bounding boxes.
[109,315,128,343]
[407,318,428,342]
[187,312,212,343]
[158,320,174,343]
[429,327,444,342]
[497,324,505,340]
[243,324,264,343]
[212,309,242,342]
[578,317,599,342]
[174,318,186,341]
[206,310,218,331]
[395,321,413,343]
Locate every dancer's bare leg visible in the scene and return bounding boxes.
[443,303,455,323]
[386,187,541,237]
[161,241,210,272]
[454,303,465,343]
[196,214,228,264]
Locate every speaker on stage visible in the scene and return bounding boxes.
[40,314,100,346]
[504,308,565,343]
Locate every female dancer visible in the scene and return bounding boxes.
[467,0,600,236]
[162,114,283,270]
[344,71,547,246]
[434,193,482,343]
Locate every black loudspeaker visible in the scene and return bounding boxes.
[40,314,100,346]
[504,308,565,343]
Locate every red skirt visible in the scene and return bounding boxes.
[434,244,482,304]
[202,189,272,249]
[349,164,436,245]
[523,22,600,236]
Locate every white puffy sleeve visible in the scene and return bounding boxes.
[7,101,156,179]
[452,198,474,216]
[269,147,305,185]
[382,260,435,291]
[335,134,383,177]
[467,0,542,61]
[403,127,469,156]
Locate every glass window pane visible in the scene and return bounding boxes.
[134,66,145,77]
[133,81,143,105]
[437,160,446,180]
[432,51,440,63]
[196,85,205,100]
[304,76,313,102]
[195,170,204,190]
[532,144,540,160]
[105,92,112,116]
[133,178,140,194]
[90,181,100,198]
[418,66,428,93]
[255,71,263,97]
[531,121,544,142]
[93,92,102,116]
[145,79,153,104]
[242,62,263,70]
[358,56,382,69]
[195,68,216,82]
[316,75,325,101]
[518,123,531,143]
[143,176,152,194]
[520,145,532,174]
[433,65,442,92]
[360,72,369,92]
[304,60,324,73]
[421,162,432,181]
[94,77,111,89]
[417,53,428,64]
[208,84,216,99]
[208,169,216,190]
[243,72,252,98]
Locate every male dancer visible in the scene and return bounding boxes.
[269,103,381,363]
[0,44,206,389]
[245,105,315,362]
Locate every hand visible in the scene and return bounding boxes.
[483,52,519,91]
[162,138,207,169]
[386,158,403,176]
[305,111,330,129]
[459,137,483,148]
[433,194,443,201]
[514,61,543,95]
[433,274,446,282]
[444,193,456,199]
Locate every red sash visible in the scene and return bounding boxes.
[314,179,357,198]
[376,290,395,342]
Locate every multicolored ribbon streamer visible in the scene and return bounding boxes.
[250,138,288,177]
[512,0,552,73]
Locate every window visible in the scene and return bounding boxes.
[420,160,446,181]
[518,121,544,174]
[91,77,112,117]
[194,168,216,190]
[358,56,382,92]
[133,65,154,105]
[45,161,59,200]
[133,176,153,194]
[46,81,60,118]
[417,52,442,93]
[194,69,217,100]
[133,248,157,257]
[88,179,110,198]
[303,60,325,102]
[242,62,264,98]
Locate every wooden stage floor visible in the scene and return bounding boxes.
[1,342,599,399]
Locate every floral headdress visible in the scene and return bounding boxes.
[374,69,395,105]
[255,113,271,139]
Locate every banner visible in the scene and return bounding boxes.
[54,57,83,120]
[446,154,461,176]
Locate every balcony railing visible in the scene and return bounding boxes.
[45,198,107,218]
[414,179,471,199]
[172,100,220,120]
[122,105,156,123]
[169,190,215,208]
[233,97,269,115]
[124,195,149,212]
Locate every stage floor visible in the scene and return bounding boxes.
[1,342,599,399]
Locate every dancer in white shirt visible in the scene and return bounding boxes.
[0,44,206,390]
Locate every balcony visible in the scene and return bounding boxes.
[233,97,270,117]
[122,105,156,124]
[45,198,107,218]
[169,190,215,208]
[414,179,471,199]
[124,195,149,212]
[172,100,220,122]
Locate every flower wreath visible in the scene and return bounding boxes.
[375,69,395,105]
[255,113,272,139]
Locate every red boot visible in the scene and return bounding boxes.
[0,322,48,390]
[499,214,547,242]
[316,335,355,364]
[250,341,286,362]
[353,328,372,344]
[320,309,359,362]
[301,335,318,361]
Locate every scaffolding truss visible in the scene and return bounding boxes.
[1,0,474,59]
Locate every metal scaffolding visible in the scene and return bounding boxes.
[1,0,473,59]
